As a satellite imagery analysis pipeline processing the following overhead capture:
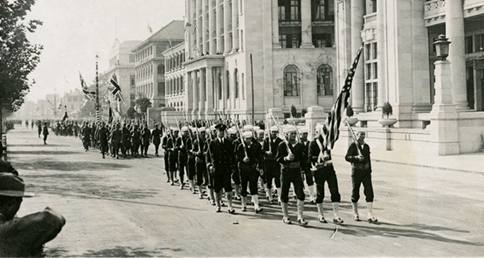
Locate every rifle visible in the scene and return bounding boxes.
[234,122,248,159]
[345,120,363,156]
[270,114,292,155]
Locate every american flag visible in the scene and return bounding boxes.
[109,73,123,101]
[325,43,364,149]
[79,72,96,101]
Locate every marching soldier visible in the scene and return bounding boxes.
[207,124,235,213]
[236,131,263,213]
[121,122,131,158]
[299,127,316,204]
[186,127,196,193]
[98,122,109,159]
[345,130,377,223]
[81,122,91,152]
[131,124,141,157]
[111,124,122,159]
[192,127,209,199]
[140,123,151,157]
[151,124,162,156]
[166,127,180,185]
[176,126,190,190]
[161,129,171,183]
[309,124,343,224]
[276,126,308,226]
[227,127,241,200]
[263,126,283,204]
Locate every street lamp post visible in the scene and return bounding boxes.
[95,55,100,122]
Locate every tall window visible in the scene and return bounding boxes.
[312,0,334,21]
[364,42,378,111]
[278,0,300,22]
[316,64,332,96]
[234,69,239,98]
[284,65,300,97]
[241,73,245,99]
[280,33,301,48]
[313,33,332,48]
[226,70,230,99]
[157,64,165,75]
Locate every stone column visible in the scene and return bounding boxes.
[304,106,327,141]
[199,69,206,118]
[300,0,314,48]
[208,0,215,55]
[231,0,239,53]
[272,0,280,48]
[202,0,207,55]
[376,0,385,110]
[191,70,198,118]
[216,0,223,53]
[195,0,202,56]
[446,0,468,111]
[191,0,197,57]
[186,72,193,113]
[185,0,192,59]
[223,0,231,54]
[206,67,214,118]
[350,0,364,113]
[429,60,460,155]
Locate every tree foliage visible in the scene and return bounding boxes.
[135,97,152,113]
[78,100,98,118]
[126,106,136,119]
[0,0,42,133]
[0,0,43,111]
[290,104,297,118]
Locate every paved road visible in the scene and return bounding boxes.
[4,128,484,257]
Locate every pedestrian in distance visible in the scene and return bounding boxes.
[98,122,109,159]
[0,173,66,257]
[42,122,49,145]
[345,130,378,223]
[37,121,41,138]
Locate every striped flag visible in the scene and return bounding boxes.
[79,72,96,101]
[109,73,124,101]
[62,105,68,121]
[325,43,364,149]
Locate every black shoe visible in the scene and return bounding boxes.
[333,218,344,224]
[255,207,263,214]
[282,217,292,224]
[367,217,378,223]
[298,219,308,226]
[228,208,235,214]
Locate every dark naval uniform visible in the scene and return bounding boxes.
[276,141,306,203]
[207,137,234,193]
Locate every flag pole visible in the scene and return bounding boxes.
[95,55,100,122]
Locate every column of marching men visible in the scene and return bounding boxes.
[35,118,378,226]
[155,120,378,226]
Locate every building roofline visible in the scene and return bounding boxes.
[131,20,185,52]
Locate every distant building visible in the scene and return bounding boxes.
[103,39,141,116]
[163,42,186,111]
[61,89,84,118]
[132,21,185,108]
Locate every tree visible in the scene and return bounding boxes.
[0,0,43,134]
[126,106,136,119]
[135,97,152,114]
[78,100,98,118]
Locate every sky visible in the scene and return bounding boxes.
[24,0,185,102]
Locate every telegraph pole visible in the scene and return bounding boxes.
[95,55,100,122]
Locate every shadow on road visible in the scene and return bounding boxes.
[337,221,481,246]
[8,144,70,147]
[45,246,183,257]
[14,160,131,172]
[8,150,80,155]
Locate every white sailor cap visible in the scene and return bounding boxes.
[284,125,297,134]
[256,129,265,135]
[269,126,279,132]
[181,126,189,132]
[298,127,309,134]
[243,124,253,131]
[242,131,253,138]
[253,126,260,131]
[198,127,206,133]
[171,127,179,131]
[227,127,237,134]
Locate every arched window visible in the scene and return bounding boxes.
[158,64,165,75]
[316,64,333,96]
[234,69,239,98]
[226,70,230,99]
[283,65,300,97]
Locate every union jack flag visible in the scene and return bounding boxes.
[79,72,96,101]
[109,73,123,101]
[325,43,364,149]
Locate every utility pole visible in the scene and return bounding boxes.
[95,55,100,122]
[53,88,57,118]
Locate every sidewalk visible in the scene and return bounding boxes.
[333,147,484,174]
